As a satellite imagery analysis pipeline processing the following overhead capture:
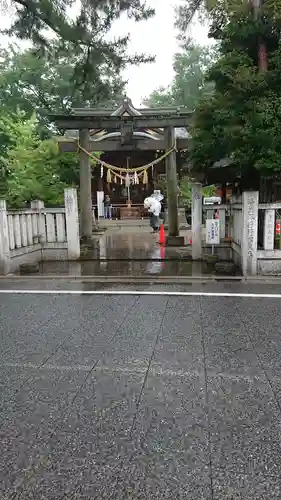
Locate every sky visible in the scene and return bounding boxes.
[110,0,211,107]
[0,0,210,107]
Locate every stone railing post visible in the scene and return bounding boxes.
[30,200,44,210]
[0,200,10,274]
[191,183,202,260]
[31,199,45,242]
[64,188,80,259]
[220,208,226,239]
[241,191,259,276]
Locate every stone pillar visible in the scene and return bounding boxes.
[241,191,259,276]
[31,200,45,242]
[64,188,80,260]
[165,126,184,246]
[219,208,226,240]
[206,209,213,220]
[0,200,10,274]
[191,183,202,260]
[79,129,92,243]
[30,200,44,210]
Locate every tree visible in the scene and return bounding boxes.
[175,0,275,73]
[0,45,126,133]
[0,112,76,207]
[144,43,217,110]
[190,12,281,184]
[0,109,98,207]
[175,0,255,38]
[2,1,155,99]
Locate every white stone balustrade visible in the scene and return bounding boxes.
[0,188,80,273]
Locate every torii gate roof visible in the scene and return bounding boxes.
[64,97,190,142]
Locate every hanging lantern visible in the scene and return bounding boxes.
[125,173,130,187]
[143,169,148,184]
[106,169,112,183]
[101,166,104,178]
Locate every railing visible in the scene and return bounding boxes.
[7,208,67,251]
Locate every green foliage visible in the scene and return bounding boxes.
[0,1,156,208]
[0,45,126,134]
[1,112,71,207]
[3,1,155,95]
[144,43,218,110]
[174,0,254,41]
[191,13,281,179]
[0,110,100,208]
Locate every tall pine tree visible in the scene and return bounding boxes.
[4,1,155,100]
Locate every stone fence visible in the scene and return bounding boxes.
[1,186,281,276]
[191,187,281,276]
[230,192,281,275]
[0,188,80,274]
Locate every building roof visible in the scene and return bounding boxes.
[65,97,190,141]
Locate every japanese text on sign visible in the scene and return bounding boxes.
[206,219,220,244]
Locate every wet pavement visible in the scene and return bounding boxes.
[14,228,237,278]
[36,259,217,277]
[0,283,281,498]
[90,228,192,260]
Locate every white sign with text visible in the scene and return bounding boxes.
[206,219,220,244]
[97,191,104,218]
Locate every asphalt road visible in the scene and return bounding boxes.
[1,286,281,499]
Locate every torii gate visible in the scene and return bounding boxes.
[49,100,192,246]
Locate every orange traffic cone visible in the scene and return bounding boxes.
[159,223,166,245]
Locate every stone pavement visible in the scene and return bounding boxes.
[0,284,281,499]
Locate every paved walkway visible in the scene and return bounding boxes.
[0,283,280,498]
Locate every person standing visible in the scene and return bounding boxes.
[159,195,166,224]
[144,196,161,233]
[104,195,112,220]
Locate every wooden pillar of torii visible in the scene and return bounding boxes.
[165,126,183,245]
[79,129,93,244]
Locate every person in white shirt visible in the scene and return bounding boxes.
[144,196,161,233]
